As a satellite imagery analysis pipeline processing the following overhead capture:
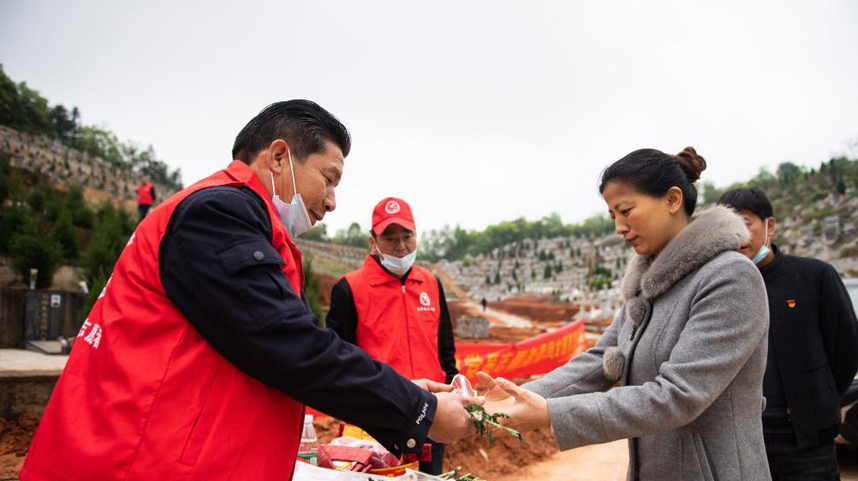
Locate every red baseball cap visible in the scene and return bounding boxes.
[372,197,416,235]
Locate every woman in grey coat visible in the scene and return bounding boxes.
[480,147,771,480]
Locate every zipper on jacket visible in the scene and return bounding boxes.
[629,324,638,341]
[402,283,417,378]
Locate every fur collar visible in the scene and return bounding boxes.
[620,205,749,301]
[602,206,749,381]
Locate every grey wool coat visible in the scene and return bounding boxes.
[524,206,771,481]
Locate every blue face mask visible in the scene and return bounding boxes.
[752,218,771,265]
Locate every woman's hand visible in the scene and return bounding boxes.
[480,374,550,433]
[477,371,513,404]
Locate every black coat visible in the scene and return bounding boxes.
[760,245,858,447]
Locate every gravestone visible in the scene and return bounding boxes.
[456,316,491,339]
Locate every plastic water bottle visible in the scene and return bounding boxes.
[297,414,319,466]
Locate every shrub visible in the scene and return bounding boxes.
[52,207,79,259]
[66,186,94,229]
[10,215,63,288]
[81,205,129,285]
[0,205,26,253]
[0,158,10,207]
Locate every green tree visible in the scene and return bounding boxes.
[544,264,553,279]
[301,224,328,242]
[10,215,62,288]
[0,205,26,253]
[82,204,130,285]
[701,181,725,205]
[776,162,802,186]
[0,157,10,207]
[65,185,94,228]
[52,207,79,259]
[332,222,369,249]
[49,104,80,140]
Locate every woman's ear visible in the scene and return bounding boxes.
[666,186,684,215]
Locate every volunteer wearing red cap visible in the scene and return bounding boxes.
[327,197,458,474]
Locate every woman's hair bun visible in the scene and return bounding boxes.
[675,146,707,183]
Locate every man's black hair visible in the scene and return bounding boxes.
[232,100,351,164]
[717,187,774,220]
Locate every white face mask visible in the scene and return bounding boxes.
[270,149,313,238]
[377,249,417,277]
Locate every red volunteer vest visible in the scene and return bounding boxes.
[137,182,154,205]
[345,256,446,383]
[22,161,306,481]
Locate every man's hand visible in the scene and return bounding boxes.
[427,392,483,444]
[412,378,454,394]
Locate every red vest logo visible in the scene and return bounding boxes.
[419,292,431,306]
[385,201,401,214]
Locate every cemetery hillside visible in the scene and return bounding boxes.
[1,67,858,480]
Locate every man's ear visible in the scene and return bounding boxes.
[267,139,290,175]
[368,234,378,254]
[767,217,777,238]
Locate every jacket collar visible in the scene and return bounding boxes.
[362,254,425,287]
[620,205,750,301]
[224,160,302,251]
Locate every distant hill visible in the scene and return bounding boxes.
[300,150,858,308]
[0,125,179,210]
[0,64,182,200]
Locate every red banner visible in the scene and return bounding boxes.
[308,318,587,418]
[454,317,587,382]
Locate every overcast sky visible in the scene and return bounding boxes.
[2,0,857,235]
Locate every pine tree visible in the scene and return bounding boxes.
[52,207,79,259]
[11,215,62,288]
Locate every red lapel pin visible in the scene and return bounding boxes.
[787,299,796,308]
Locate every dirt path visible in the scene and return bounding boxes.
[496,440,628,481]
[457,300,534,329]
[494,440,858,481]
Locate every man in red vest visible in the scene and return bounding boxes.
[327,197,458,474]
[21,100,477,481]
[136,176,155,220]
